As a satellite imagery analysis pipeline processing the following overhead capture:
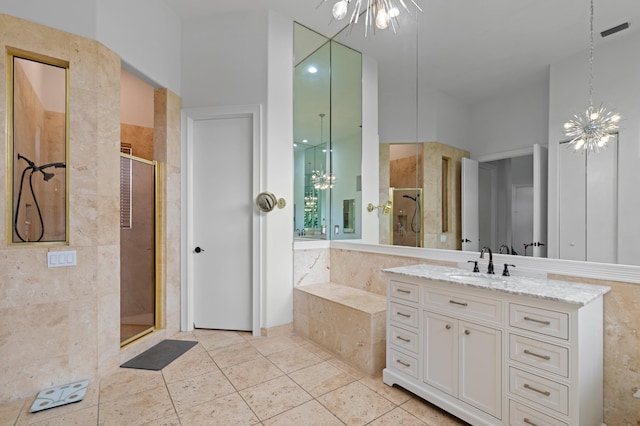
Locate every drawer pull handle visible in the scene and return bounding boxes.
[449,300,468,307]
[397,289,412,294]
[524,349,551,361]
[396,336,411,343]
[523,418,539,426]
[397,312,411,318]
[523,316,551,326]
[524,383,551,396]
[396,359,411,368]
[445,324,451,330]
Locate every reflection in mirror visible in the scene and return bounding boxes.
[389,187,423,247]
[9,50,68,243]
[293,23,362,240]
[343,199,355,233]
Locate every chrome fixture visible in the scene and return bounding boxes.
[480,246,495,274]
[323,0,422,36]
[502,263,515,277]
[563,0,621,152]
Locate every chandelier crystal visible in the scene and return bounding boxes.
[324,0,422,35]
[563,0,621,152]
[311,171,336,190]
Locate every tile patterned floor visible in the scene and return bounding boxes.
[0,330,469,425]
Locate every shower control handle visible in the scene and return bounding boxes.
[194,246,205,254]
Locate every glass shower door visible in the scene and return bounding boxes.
[120,153,158,345]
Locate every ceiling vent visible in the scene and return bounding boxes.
[600,22,630,38]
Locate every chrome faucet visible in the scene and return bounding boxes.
[499,244,510,254]
[480,246,495,274]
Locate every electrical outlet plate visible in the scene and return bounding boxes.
[47,250,77,268]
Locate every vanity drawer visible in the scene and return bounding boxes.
[389,347,418,379]
[390,302,419,329]
[390,325,419,354]
[509,400,568,426]
[510,304,569,340]
[389,280,419,303]
[509,367,568,415]
[509,334,569,378]
[424,288,502,324]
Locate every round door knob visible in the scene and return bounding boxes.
[464,329,471,335]
[445,324,451,330]
[194,247,204,253]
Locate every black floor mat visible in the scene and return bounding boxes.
[120,339,198,371]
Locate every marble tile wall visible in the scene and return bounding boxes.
[0,14,182,402]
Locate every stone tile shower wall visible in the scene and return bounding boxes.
[0,14,183,402]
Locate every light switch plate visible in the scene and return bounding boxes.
[47,250,77,268]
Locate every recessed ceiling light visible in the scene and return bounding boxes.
[307,66,318,74]
[302,139,308,143]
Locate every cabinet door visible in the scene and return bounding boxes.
[424,312,457,395]
[459,321,502,418]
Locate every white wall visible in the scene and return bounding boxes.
[468,74,549,159]
[0,1,182,94]
[548,31,640,265]
[0,0,97,39]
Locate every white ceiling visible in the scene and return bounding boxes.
[163,0,640,104]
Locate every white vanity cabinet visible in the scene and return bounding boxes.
[383,265,610,426]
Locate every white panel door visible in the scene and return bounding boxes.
[512,185,533,256]
[192,116,253,331]
[532,144,548,257]
[424,312,458,395]
[462,158,479,252]
[558,144,586,261]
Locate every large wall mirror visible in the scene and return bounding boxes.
[324,3,640,267]
[293,23,362,240]
[8,49,68,243]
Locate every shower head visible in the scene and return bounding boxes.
[37,162,66,182]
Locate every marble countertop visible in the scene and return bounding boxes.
[383,264,611,306]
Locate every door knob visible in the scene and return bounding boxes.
[194,246,205,253]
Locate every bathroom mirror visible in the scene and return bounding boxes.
[8,49,68,243]
[327,3,640,267]
[293,23,362,240]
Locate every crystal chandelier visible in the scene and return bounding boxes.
[324,0,422,35]
[311,113,335,190]
[311,170,336,190]
[563,0,621,152]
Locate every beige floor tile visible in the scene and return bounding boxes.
[0,399,25,425]
[287,332,309,346]
[359,375,413,405]
[401,398,469,425]
[289,361,357,397]
[166,370,235,414]
[140,413,181,425]
[177,392,260,425]
[367,407,427,425]
[208,342,263,368]
[161,344,219,384]
[99,368,165,403]
[299,341,334,360]
[198,331,247,351]
[267,345,323,374]
[317,381,395,426]
[98,385,174,426]
[221,357,284,390]
[239,375,312,421]
[24,405,98,426]
[262,400,344,426]
[326,358,366,379]
[250,335,298,356]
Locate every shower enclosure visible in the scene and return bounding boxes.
[120,152,159,345]
[390,187,423,248]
